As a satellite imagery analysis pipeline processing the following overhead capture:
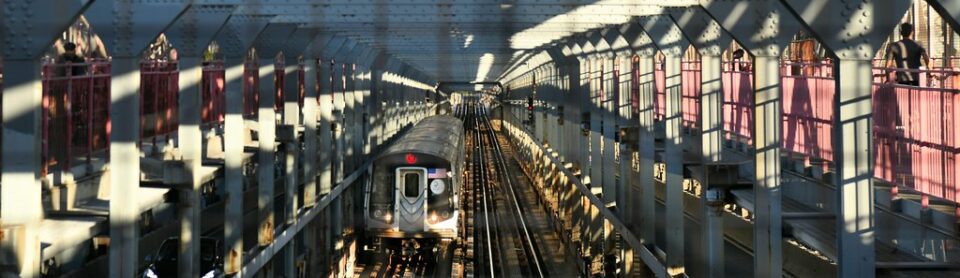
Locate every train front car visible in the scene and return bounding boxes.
[365,115,464,255]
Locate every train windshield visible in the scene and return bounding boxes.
[404,172,421,198]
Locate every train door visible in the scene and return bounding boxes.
[395,167,427,232]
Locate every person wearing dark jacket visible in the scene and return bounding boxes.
[57,42,86,76]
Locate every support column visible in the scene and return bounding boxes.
[662,54,685,275]
[752,54,783,277]
[283,58,301,222]
[344,64,356,173]
[281,58,301,278]
[223,56,245,275]
[1,59,45,278]
[1,2,90,276]
[303,58,319,206]
[700,53,725,278]
[108,57,142,278]
[258,57,277,246]
[700,3,803,276]
[333,63,346,183]
[834,58,876,278]
[178,56,204,278]
[779,2,910,275]
[319,61,335,195]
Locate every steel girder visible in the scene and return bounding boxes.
[700,1,802,277]
[779,1,912,277]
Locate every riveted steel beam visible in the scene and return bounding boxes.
[701,1,802,277]
[641,14,689,276]
[780,1,911,277]
[216,15,273,58]
[0,2,93,276]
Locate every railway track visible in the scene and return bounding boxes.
[463,104,546,278]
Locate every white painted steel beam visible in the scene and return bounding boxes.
[701,1,802,276]
[641,14,689,276]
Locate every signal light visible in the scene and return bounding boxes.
[405,153,417,164]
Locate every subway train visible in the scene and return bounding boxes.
[363,115,465,255]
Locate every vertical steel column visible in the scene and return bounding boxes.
[343,64,356,173]
[779,1,911,276]
[319,60,334,195]
[333,63,346,183]
[602,56,618,207]
[281,56,301,278]
[667,8,732,276]
[211,13,269,276]
[642,15,688,274]
[1,59,45,278]
[83,1,186,275]
[1,2,90,273]
[303,57,319,206]
[616,54,634,223]
[701,52,725,278]
[178,56,204,278]
[834,58,877,277]
[166,6,233,273]
[636,55,656,246]
[752,54,783,278]
[701,3,803,276]
[258,57,277,246]
[663,54,684,274]
[108,56,142,278]
[223,56,245,275]
[620,21,660,258]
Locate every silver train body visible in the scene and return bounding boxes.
[364,115,464,240]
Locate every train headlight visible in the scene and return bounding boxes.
[430,179,446,195]
[429,212,439,224]
[384,213,392,223]
[374,209,383,218]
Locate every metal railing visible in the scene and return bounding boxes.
[40,59,111,174]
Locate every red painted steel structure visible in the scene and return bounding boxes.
[202,61,225,127]
[654,59,666,121]
[722,61,753,144]
[140,60,179,146]
[681,60,700,128]
[781,61,835,165]
[41,60,111,174]
[244,60,260,118]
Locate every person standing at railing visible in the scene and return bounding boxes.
[57,42,87,77]
[884,23,931,86]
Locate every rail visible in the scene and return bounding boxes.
[501,104,676,278]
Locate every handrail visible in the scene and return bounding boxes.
[501,106,677,278]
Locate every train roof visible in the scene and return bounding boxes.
[379,115,464,163]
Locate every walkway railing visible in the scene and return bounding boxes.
[681,60,701,128]
[202,60,225,127]
[721,61,753,144]
[713,59,960,206]
[41,60,111,174]
[140,60,178,145]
